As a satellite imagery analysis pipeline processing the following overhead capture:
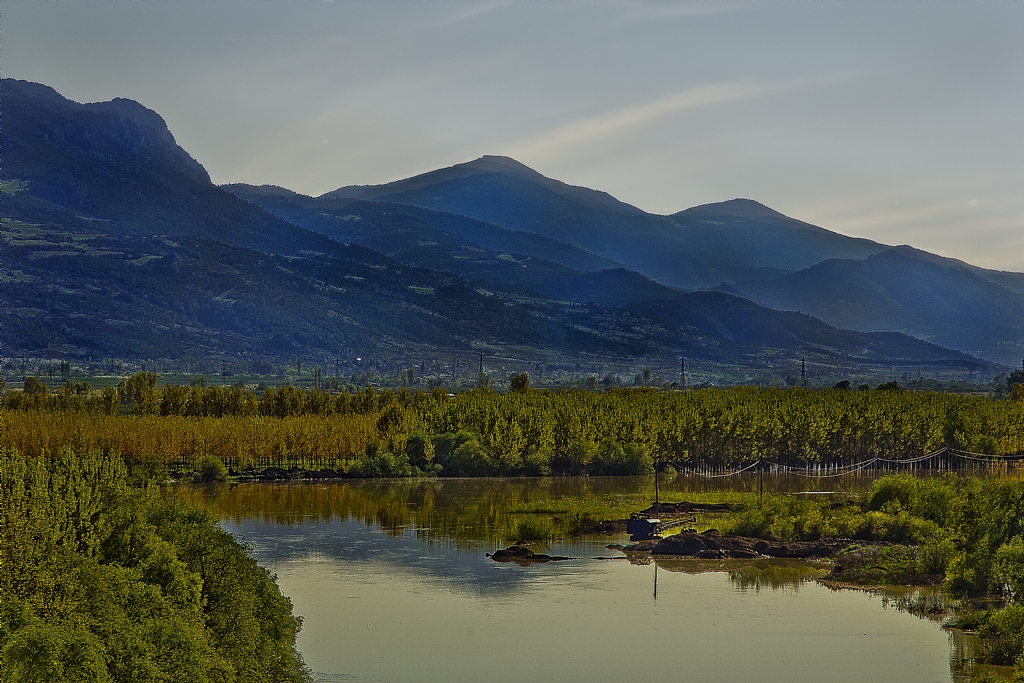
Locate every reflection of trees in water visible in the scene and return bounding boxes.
[727,560,826,591]
[183,472,892,547]
[184,478,656,546]
[880,589,955,621]
[946,629,1014,683]
[636,557,825,591]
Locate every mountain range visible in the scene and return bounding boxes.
[233,156,1024,366]
[1,78,1012,380]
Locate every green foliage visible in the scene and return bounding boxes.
[404,434,435,469]
[512,517,554,542]
[195,456,228,483]
[445,439,495,477]
[590,441,654,476]
[994,537,1024,600]
[978,605,1024,665]
[7,385,1024,476]
[728,477,955,544]
[1008,370,1024,393]
[865,474,956,525]
[0,448,310,682]
[347,444,413,478]
[551,438,596,476]
[509,373,530,393]
[828,544,942,586]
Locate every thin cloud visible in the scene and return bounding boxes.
[510,80,788,161]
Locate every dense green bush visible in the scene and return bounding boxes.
[0,448,309,683]
[196,455,228,483]
[346,445,413,478]
[590,441,654,476]
[977,604,1024,665]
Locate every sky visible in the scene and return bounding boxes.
[5,0,1024,271]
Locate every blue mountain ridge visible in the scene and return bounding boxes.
[0,78,987,372]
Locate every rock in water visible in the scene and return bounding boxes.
[487,544,572,565]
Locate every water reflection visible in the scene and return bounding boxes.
[187,479,991,683]
[186,474,877,547]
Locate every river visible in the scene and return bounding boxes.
[192,476,985,683]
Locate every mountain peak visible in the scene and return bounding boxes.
[673,198,790,222]
[2,78,211,189]
[460,155,544,176]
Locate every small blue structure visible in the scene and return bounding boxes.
[627,518,660,541]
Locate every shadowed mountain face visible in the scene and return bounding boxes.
[670,199,886,276]
[1,79,335,259]
[0,78,984,370]
[0,80,595,359]
[316,156,1024,365]
[320,157,889,290]
[223,184,619,292]
[735,247,1024,365]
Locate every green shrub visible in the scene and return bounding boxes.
[551,438,595,476]
[512,517,553,542]
[979,605,1024,665]
[347,445,413,478]
[994,537,1024,600]
[404,433,435,469]
[590,441,654,476]
[430,432,478,470]
[521,447,552,476]
[195,455,228,483]
[443,439,494,477]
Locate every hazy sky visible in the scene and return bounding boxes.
[6,1,1024,271]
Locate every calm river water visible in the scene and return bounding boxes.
[194,476,980,683]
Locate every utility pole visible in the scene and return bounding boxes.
[801,358,806,386]
[759,459,764,505]
[479,353,483,375]
[654,463,661,521]
[680,357,686,388]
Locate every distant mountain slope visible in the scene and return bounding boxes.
[320,157,892,289]
[670,199,886,274]
[224,184,621,291]
[0,79,984,372]
[2,181,589,362]
[736,246,1024,364]
[323,156,721,288]
[318,156,1024,364]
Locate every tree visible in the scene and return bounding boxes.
[23,377,47,396]
[119,372,159,415]
[476,372,492,391]
[489,417,527,472]
[1007,370,1024,393]
[509,373,530,393]
[642,367,653,385]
